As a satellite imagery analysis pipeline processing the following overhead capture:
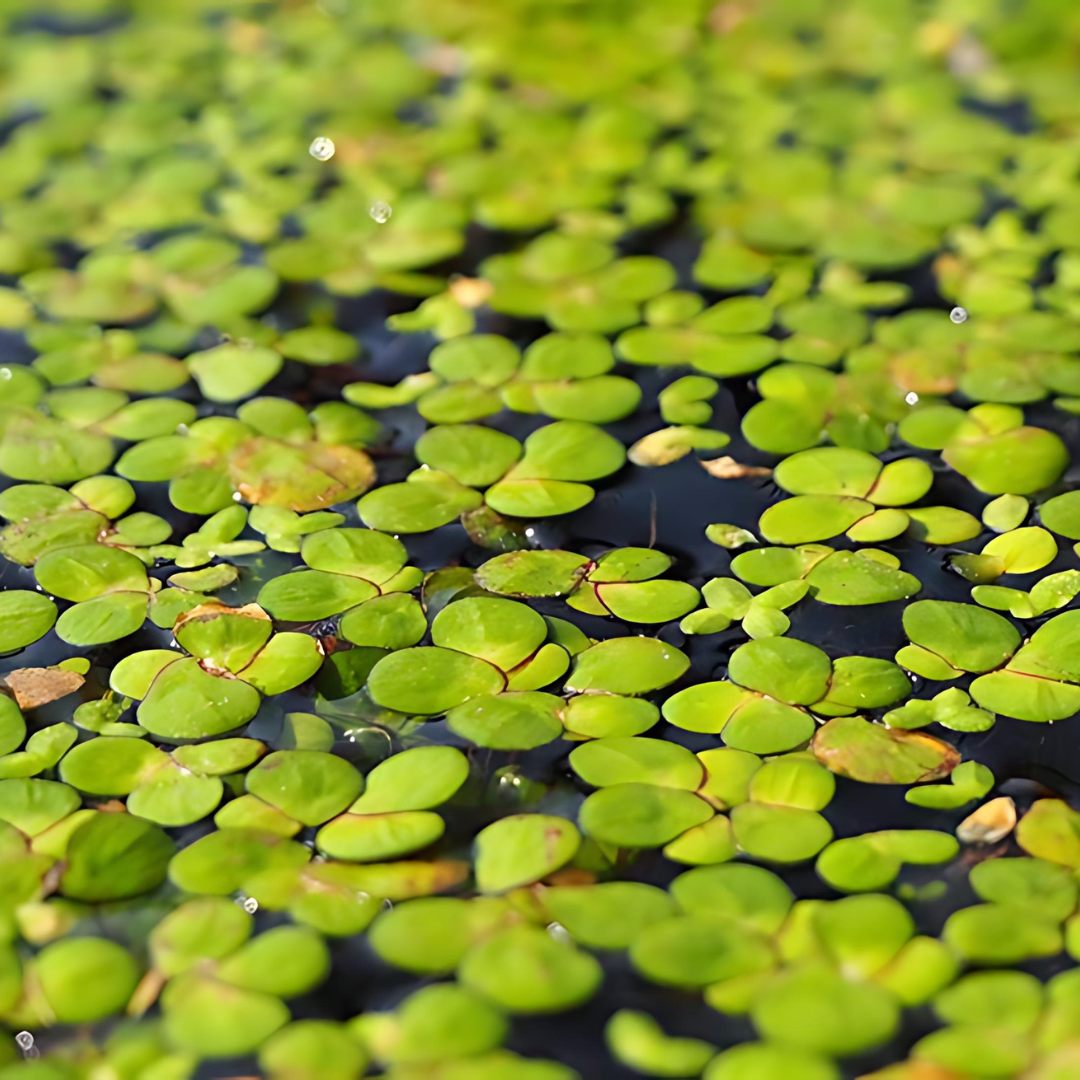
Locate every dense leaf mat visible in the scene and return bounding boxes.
[3,0,1080,1078]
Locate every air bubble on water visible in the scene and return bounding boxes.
[0,369,11,380]
[949,306,968,324]
[15,1033,33,1053]
[547,922,571,943]
[905,391,919,405]
[241,896,258,914]
[232,492,243,501]
[369,201,392,224]
[309,136,335,162]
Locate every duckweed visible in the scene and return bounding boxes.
[1,1,1080,1077]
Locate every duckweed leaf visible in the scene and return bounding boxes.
[432,596,547,671]
[447,692,563,750]
[544,883,674,951]
[671,864,793,934]
[187,344,283,403]
[565,637,689,695]
[36,937,140,1025]
[751,965,900,1057]
[475,550,591,597]
[367,647,505,714]
[150,896,254,976]
[1016,800,1080,868]
[459,925,602,1014]
[703,1044,839,1080]
[628,426,730,467]
[971,668,1080,722]
[561,694,659,739]
[970,857,1078,921]
[0,592,57,653]
[943,904,1063,964]
[415,424,522,488]
[259,1020,368,1080]
[60,812,174,901]
[168,829,311,896]
[593,580,701,623]
[943,425,1069,495]
[758,495,875,545]
[812,717,960,784]
[816,830,959,892]
[905,760,995,809]
[728,637,831,706]
[137,658,262,739]
[902,599,1020,673]
[730,803,833,862]
[368,897,512,975]
[474,814,581,893]
[358,469,483,532]
[350,746,468,814]
[246,751,362,827]
[605,1010,716,1079]
[805,550,921,605]
[0,778,80,836]
[579,783,713,848]
[161,973,290,1058]
[570,738,703,790]
[630,915,773,989]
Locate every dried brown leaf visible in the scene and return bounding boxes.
[174,601,270,636]
[957,796,1017,845]
[3,668,84,709]
[448,276,494,308]
[699,456,772,479]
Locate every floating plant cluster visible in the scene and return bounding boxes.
[3,1,1080,1079]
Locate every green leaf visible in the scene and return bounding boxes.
[36,937,140,1024]
[187,344,284,402]
[246,751,362,827]
[459,925,602,1014]
[579,783,712,848]
[474,814,581,893]
[565,637,689,695]
[60,811,174,901]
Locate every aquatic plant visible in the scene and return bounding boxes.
[1,0,1080,1077]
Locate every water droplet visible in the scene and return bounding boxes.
[547,922,572,943]
[949,306,968,324]
[309,136,335,162]
[15,1033,33,1052]
[905,391,919,405]
[0,369,11,380]
[231,492,243,502]
[369,201,392,224]
[242,896,259,914]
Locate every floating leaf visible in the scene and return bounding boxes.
[606,1010,716,1078]
[812,717,960,784]
[474,814,581,893]
[367,647,505,714]
[751,965,900,1057]
[459,925,602,1014]
[565,637,689,695]
[579,783,712,848]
